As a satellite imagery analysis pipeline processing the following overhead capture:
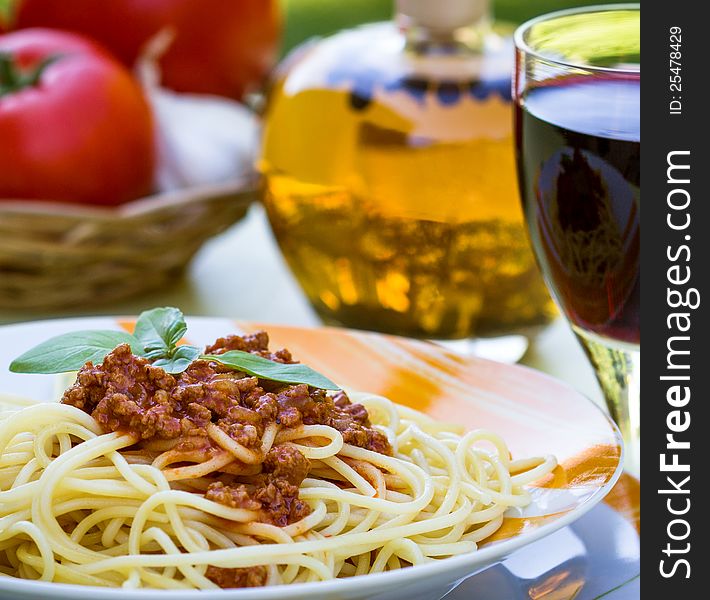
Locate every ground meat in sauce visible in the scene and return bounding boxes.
[205,444,312,526]
[205,331,294,364]
[60,332,391,530]
[206,565,267,588]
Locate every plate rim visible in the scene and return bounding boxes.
[0,316,624,598]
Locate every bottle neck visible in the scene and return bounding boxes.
[399,16,490,55]
[396,4,491,55]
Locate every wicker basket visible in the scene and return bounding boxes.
[0,176,257,310]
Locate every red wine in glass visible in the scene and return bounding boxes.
[515,76,640,346]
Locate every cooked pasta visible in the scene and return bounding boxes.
[0,392,555,588]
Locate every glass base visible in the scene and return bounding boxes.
[574,328,640,475]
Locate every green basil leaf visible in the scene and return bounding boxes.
[152,345,201,374]
[9,330,140,374]
[134,307,187,358]
[203,350,340,390]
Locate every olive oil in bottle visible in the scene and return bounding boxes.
[260,0,555,338]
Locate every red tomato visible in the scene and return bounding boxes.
[0,29,155,205]
[14,0,282,100]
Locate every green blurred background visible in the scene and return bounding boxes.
[280,0,632,53]
[2,1,632,51]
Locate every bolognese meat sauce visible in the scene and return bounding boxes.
[61,331,391,534]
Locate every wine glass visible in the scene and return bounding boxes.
[513,5,640,471]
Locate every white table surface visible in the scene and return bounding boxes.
[1,204,639,600]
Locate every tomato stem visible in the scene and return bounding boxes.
[0,52,62,96]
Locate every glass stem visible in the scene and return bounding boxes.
[576,331,640,475]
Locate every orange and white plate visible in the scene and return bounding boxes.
[0,317,638,600]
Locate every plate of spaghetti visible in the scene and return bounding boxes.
[0,310,623,600]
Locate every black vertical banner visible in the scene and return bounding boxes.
[644,0,708,593]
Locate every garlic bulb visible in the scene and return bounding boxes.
[150,88,259,192]
[139,29,260,193]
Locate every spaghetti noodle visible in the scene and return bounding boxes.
[0,335,556,589]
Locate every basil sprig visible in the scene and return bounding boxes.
[131,307,200,372]
[9,307,340,390]
[204,350,339,390]
[10,307,193,375]
[133,307,188,360]
[8,330,141,375]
